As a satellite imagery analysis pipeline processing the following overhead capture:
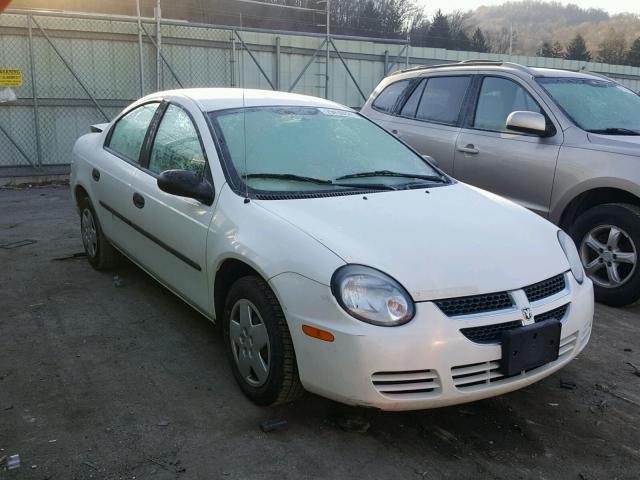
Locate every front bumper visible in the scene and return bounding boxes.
[270,272,593,411]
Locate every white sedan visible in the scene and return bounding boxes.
[71,89,593,410]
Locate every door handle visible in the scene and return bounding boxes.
[457,144,479,155]
[132,192,145,209]
[92,168,100,181]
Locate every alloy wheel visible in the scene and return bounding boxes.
[580,224,637,288]
[229,299,271,387]
[81,208,98,259]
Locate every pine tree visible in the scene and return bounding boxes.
[453,30,471,51]
[551,41,564,58]
[597,29,627,65]
[627,37,640,67]
[470,27,489,53]
[538,41,564,58]
[428,9,451,49]
[565,34,591,61]
[537,41,553,57]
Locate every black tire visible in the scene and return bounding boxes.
[79,195,120,271]
[223,275,303,406]
[569,203,640,307]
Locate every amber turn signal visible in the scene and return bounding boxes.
[302,325,335,342]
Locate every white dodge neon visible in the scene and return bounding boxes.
[71,88,593,410]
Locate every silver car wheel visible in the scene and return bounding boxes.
[81,208,98,259]
[229,299,271,387]
[580,224,637,289]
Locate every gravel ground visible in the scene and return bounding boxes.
[1,185,640,480]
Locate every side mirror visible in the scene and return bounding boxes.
[157,169,214,206]
[422,154,438,167]
[506,111,549,136]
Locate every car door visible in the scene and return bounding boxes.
[98,102,160,248]
[127,101,215,314]
[384,75,472,174]
[453,74,563,217]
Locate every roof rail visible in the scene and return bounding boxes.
[392,60,535,76]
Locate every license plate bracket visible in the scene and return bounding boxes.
[500,320,561,376]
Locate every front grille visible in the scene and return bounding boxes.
[434,292,513,317]
[371,369,440,398]
[535,304,569,323]
[460,320,522,344]
[451,331,578,391]
[523,274,566,302]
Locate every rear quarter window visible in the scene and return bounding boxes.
[372,79,411,113]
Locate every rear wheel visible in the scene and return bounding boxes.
[570,203,640,306]
[223,275,303,406]
[79,196,120,270]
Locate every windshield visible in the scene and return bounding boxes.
[537,77,640,133]
[208,106,445,193]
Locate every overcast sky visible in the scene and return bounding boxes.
[416,0,639,15]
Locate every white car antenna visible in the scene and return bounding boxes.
[240,13,250,204]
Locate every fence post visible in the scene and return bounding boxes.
[275,36,280,90]
[230,30,236,87]
[405,34,410,68]
[325,0,330,99]
[135,0,144,96]
[26,14,42,167]
[384,50,389,76]
[155,0,162,91]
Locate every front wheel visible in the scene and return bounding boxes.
[223,276,303,406]
[570,203,640,306]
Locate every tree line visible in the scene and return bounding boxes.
[537,32,640,67]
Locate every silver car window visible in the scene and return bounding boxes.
[148,105,206,177]
[474,77,542,132]
[107,103,159,163]
[415,76,470,125]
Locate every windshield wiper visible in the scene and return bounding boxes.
[243,173,397,190]
[243,173,332,184]
[335,169,447,183]
[586,127,640,135]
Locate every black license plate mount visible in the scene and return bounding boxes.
[500,320,561,376]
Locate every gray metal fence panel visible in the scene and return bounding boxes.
[1,9,640,168]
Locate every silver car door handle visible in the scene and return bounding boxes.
[457,144,479,154]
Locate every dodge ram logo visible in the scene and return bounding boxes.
[522,307,533,322]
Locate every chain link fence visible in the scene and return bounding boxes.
[2,8,639,169]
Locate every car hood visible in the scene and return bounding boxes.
[256,183,569,302]
[587,132,640,156]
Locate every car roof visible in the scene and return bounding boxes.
[142,88,351,112]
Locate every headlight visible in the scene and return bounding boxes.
[558,230,584,284]
[331,265,415,326]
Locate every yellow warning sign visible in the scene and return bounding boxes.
[0,69,22,87]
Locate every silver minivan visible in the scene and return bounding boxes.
[361,61,640,307]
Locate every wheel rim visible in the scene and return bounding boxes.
[580,224,637,289]
[81,208,98,259]
[229,299,271,387]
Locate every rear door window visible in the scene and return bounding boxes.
[372,80,410,113]
[473,77,542,132]
[415,76,471,125]
[106,103,159,163]
[400,79,426,117]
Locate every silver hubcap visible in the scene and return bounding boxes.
[81,208,98,258]
[229,299,270,387]
[580,224,637,288]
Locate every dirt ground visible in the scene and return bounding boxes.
[1,184,640,480]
